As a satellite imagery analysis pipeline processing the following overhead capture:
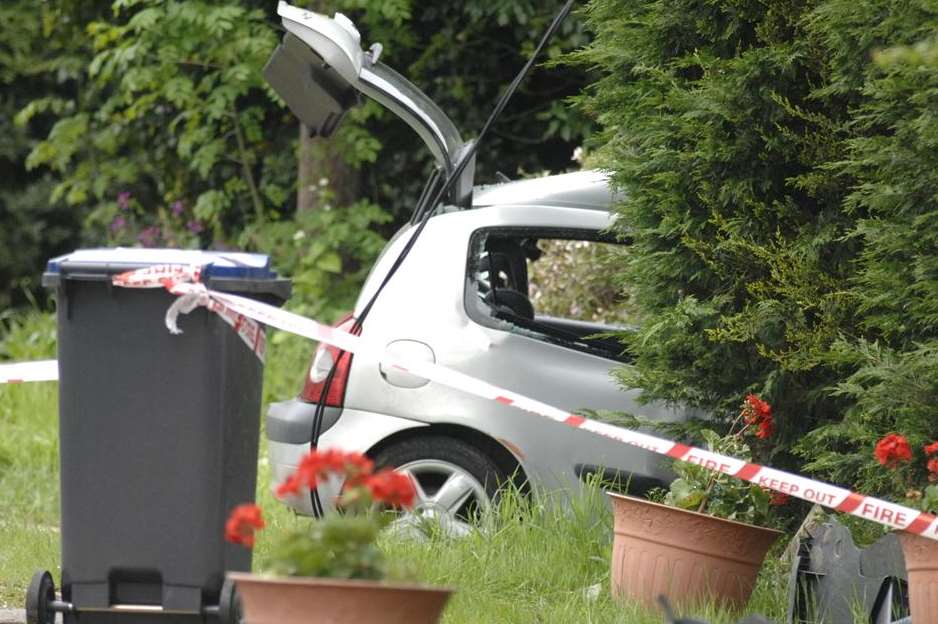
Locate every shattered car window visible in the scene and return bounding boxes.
[466,228,634,362]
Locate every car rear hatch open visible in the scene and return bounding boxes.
[265,1,475,207]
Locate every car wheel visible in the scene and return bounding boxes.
[372,435,507,537]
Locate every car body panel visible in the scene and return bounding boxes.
[266,172,694,512]
[270,409,429,515]
[262,5,692,513]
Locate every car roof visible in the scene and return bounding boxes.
[471,170,615,211]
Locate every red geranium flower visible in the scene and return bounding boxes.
[754,414,775,440]
[874,434,913,468]
[275,473,303,499]
[286,449,376,494]
[927,458,938,483]
[769,491,790,506]
[365,470,417,509]
[225,503,265,548]
[743,394,771,421]
[924,441,938,456]
[741,394,774,439]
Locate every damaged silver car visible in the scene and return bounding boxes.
[263,2,691,530]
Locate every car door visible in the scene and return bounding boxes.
[457,225,687,493]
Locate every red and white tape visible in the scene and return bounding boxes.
[112,265,266,361]
[0,359,58,384]
[5,264,936,541]
[110,264,937,542]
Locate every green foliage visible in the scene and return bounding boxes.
[245,191,391,322]
[792,3,938,502]
[665,429,778,528]
[339,0,595,222]
[24,0,283,241]
[267,513,387,579]
[0,309,57,362]
[527,239,637,326]
[576,0,855,425]
[797,340,938,511]
[7,0,593,326]
[0,1,97,308]
[576,0,938,507]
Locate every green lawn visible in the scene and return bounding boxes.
[1,313,792,622]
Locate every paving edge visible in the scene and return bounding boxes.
[0,608,24,624]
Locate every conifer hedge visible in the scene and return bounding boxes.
[577,0,938,502]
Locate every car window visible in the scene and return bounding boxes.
[466,228,634,362]
[527,238,636,327]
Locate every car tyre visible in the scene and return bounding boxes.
[373,435,508,535]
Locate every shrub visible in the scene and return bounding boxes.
[573,0,856,445]
[576,0,938,503]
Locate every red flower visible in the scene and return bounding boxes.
[275,473,303,498]
[743,394,771,421]
[276,450,378,499]
[225,503,265,548]
[343,453,375,486]
[365,470,417,509]
[874,434,913,468]
[928,458,938,483]
[769,491,791,506]
[754,414,775,440]
[741,394,774,439]
[924,441,938,456]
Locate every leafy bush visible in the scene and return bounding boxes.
[574,0,855,441]
[576,0,938,505]
[8,0,595,324]
[0,310,56,363]
[794,10,938,503]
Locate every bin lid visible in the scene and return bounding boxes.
[46,248,278,280]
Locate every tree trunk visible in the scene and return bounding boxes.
[296,122,360,212]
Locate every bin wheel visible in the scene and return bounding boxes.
[218,578,242,624]
[25,570,56,624]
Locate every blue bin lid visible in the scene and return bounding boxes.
[46,248,278,280]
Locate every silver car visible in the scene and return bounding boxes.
[265,3,688,527]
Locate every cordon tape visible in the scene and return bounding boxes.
[2,263,935,542]
[0,359,58,384]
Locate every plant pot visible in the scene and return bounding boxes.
[897,531,938,623]
[228,572,453,624]
[607,492,782,609]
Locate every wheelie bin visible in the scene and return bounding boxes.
[28,248,291,623]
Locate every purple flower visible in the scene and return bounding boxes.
[171,200,185,217]
[137,225,161,248]
[117,192,132,211]
[186,220,204,234]
[109,215,127,234]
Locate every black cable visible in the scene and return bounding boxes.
[306,0,576,515]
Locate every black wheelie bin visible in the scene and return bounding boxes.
[28,248,291,624]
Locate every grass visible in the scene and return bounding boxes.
[372,484,792,623]
[0,310,795,622]
[0,311,60,608]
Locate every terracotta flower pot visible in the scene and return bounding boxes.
[608,492,782,609]
[228,572,453,624]
[897,531,938,623]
